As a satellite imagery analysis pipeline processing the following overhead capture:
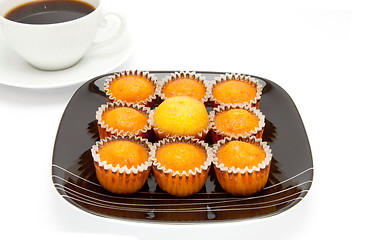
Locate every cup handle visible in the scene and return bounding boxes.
[91,11,126,50]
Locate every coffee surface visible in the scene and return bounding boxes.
[4,0,95,24]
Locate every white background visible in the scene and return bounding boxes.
[0,0,365,239]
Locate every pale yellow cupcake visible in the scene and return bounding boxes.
[152,96,210,139]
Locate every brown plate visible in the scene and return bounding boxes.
[52,71,313,223]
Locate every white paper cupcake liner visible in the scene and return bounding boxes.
[151,137,213,177]
[212,136,272,174]
[211,73,262,107]
[209,103,265,138]
[104,70,158,105]
[96,100,152,138]
[156,71,211,103]
[91,135,153,175]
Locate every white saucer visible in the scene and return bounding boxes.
[0,29,133,89]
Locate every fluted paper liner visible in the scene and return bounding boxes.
[96,101,152,139]
[104,70,158,107]
[211,73,262,108]
[210,104,265,141]
[151,137,213,196]
[149,110,210,140]
[91,136,153,195]
[156,71,211,103]
[212,136,272,196]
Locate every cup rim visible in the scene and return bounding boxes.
[0,0,102,27]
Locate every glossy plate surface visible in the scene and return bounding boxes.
[52,71,313,223]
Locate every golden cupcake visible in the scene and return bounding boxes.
[158,71,210,102]
[211,73,262,108]
[104,70,157,107]
[152,96,210,139]
[96,101,151,139]
[91,136,153,195]
[152,137,212,197]
[213,136,272,196]
[210,104,265,142]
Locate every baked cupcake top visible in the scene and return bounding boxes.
[152,137,212,177]
[158,71,209,102]
[210,104,265,137]
[215,109,259,134]
[153,96,209,137]
[211,73,262,106]
[156,142,207,172]
[213,136,272,174]
[96,101,151,137]
[91,136,153,174]
[103,107,148,133]
[216,140,266,168]
[104,70,157,105]
[98,139,149,168]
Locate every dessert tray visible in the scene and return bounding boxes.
[52,71,313,223]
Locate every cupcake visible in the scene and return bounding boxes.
[91,136,153,195]
[157,71,210,103]
[96,101,152,139]
[152,96,210,140]
[210,104,265,143]
[212,136,272,196]
[151,137,212,197]
[211,73,262,108]
[104,70,157,108]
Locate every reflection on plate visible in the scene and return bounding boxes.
[52,71,313,223]
[0,30,133,89]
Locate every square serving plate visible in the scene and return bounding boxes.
[52,71,313,223]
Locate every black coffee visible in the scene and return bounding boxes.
[4,0,95,24]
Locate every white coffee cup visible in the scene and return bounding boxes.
[0,0,126,71]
